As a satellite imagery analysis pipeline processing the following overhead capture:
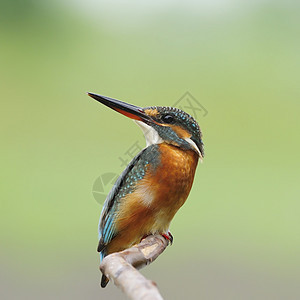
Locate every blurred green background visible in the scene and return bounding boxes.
[1,0,299,299]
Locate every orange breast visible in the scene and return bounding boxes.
[149,143,199,222]
[106,143,199,254]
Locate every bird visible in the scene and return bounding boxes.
[87,92,204,288]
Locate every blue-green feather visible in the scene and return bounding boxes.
[97,144,160,259]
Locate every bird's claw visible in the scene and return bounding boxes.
[140,234,149,242]
[141,232,173,245]
[161,231,173,245]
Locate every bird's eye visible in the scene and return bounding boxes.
[162,114,174,124]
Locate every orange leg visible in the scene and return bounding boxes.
[140,232,173,245]
[161,231,173,245]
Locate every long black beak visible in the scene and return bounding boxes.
[88,92,150,122]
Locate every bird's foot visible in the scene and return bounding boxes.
[161,231,173,245]
[141,234,149,242]
[141,232,173,245]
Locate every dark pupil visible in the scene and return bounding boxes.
[162,115,174,124]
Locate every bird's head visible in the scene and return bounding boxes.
[88,93,204,159]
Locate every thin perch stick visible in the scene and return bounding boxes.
[100,234,169,300]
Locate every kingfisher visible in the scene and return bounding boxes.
[88,92,204,288]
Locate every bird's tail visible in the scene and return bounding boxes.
[101,274,109,288]
[99,250,109,288]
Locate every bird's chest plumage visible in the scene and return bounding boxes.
[116,143,198,238]
[149,143,199,217]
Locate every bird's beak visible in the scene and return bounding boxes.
[88,92,150,122]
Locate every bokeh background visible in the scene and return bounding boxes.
[1,1,300,299]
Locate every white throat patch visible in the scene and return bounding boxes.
[135,120,164,147]
[135,120,203,162]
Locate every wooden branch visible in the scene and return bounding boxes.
[100,234,169,300]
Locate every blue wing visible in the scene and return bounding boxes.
[97,144,160,259]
